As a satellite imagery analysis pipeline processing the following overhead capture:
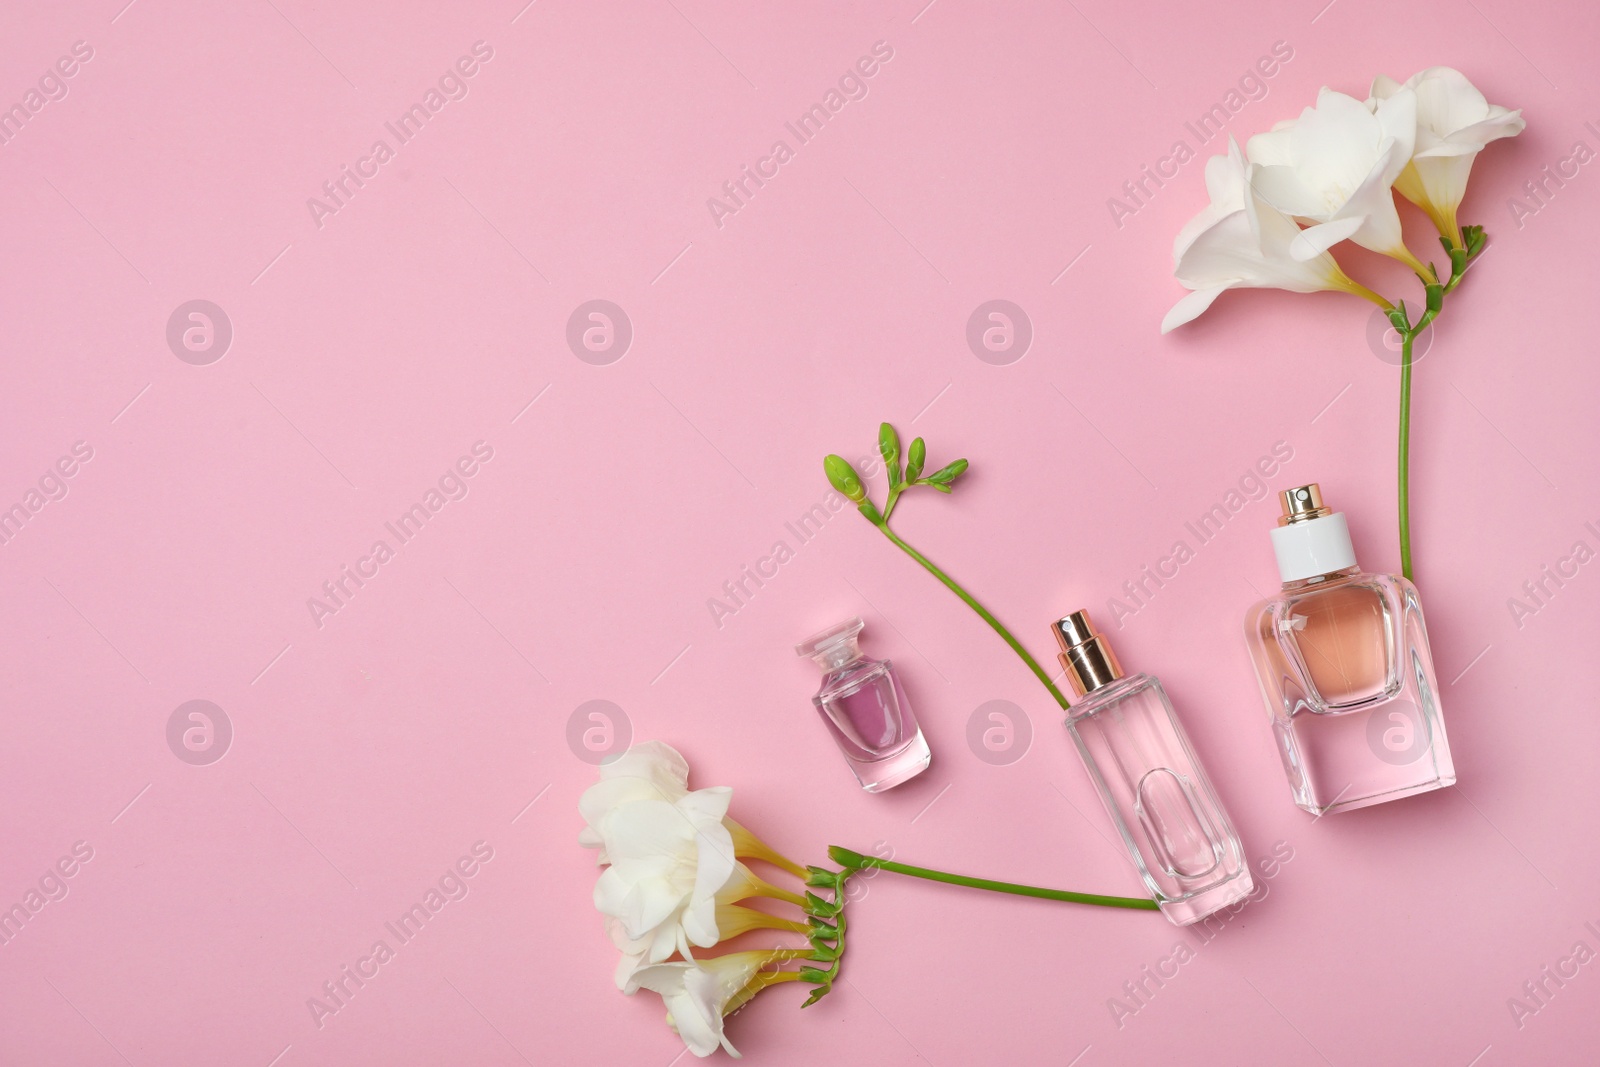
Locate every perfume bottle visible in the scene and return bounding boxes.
[1051,611,1253,926]
[1244,483,1455,815]
[795,617,930,792]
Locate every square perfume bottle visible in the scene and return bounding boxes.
[1244,484,1455,815]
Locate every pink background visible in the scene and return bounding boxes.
[2,0,1597,1064]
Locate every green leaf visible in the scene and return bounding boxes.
[905,437,926,482]
[823,455,865,503]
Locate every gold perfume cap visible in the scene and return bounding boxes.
[1278,483,1332,526]
[1050,609,1123,697]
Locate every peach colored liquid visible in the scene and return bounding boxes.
[1292,584,1389,705]
[1246,571,1454,815]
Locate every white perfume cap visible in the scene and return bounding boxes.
[1268,483,1358,583]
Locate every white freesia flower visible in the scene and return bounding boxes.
[592,785,738,962]
[627,951,796,1058]
[583,743,811,971]
[1247,87,1427,271]
[606,917,656,989]
[1162,137,1385,333]
[578,741,692,863]
[608,876,807,989]
[1369,67,1524,246]
[580,742,805,876]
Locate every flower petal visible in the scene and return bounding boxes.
[1290,216,1363,261]
[1369,73,1403,101]
[1161,283,1234,333]
[598,741,691,794]
[1248,164,1327,220]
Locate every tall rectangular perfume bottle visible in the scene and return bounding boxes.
[1244,483,1455,815]
[1052,611,1253,926]
[796,617,931,792]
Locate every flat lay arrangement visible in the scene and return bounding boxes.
[578,65,1527,1059]
[10,6,1593,1066]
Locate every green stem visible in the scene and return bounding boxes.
[830,846,1157,911]
[1396,301,1439,585]
[881,483,903,523]
[797,869,852,1006]
[1398,326,1414,583]
[873,521,1071,710]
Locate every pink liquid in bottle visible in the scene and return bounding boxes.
[797,617,930,792]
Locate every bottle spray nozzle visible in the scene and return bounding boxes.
[1050,609,1124,698]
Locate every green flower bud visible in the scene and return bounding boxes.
[927,458,969,485]
[828,845,868,868]
[878,422,900,475]
[905,437,926,482]
[823,454,865,502]
[807,935,840,960]
[805,866,837,887]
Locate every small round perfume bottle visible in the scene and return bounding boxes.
[795,617,930,792]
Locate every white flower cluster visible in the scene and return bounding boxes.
[1163,67,1524,332]
[580,742,809,1058]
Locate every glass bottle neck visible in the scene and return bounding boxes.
[811,643,865,671]
[1282,564,1361,592]
[1068,671,1149,718]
